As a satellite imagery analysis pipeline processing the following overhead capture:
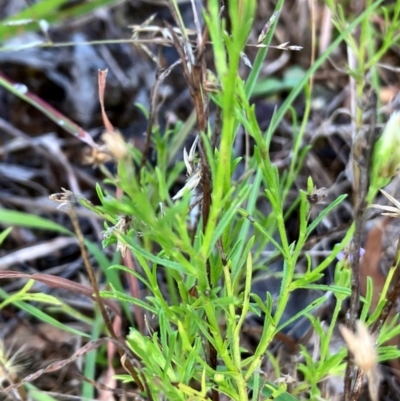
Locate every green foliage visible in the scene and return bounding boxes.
[0,0,121,45]
[25,383,59,401]
[0,226,12,245]
[2,0,400,400]
[0,281,91,338]
[0,209,73,235]
[252,66,306,97]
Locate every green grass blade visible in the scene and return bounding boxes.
[0,209,73,235]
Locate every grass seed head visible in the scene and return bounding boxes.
[0,341,23,388]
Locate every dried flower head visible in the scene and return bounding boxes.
[103,215,133,257]
[49,187,80,210]
[83,146,112,167]
[339,321,381,401]
[101,131,129,161]
[274,374,296,385]
[339,321,377,372]
[240,52,253,69]
[371,189,400,218]
[203,69,221,93]
[307,186,327,205]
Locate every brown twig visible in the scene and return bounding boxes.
[3,337,136,393]
[138,59,182,180]
[49,189,147,394]
[344,87,378,401]
[67,197,146,393]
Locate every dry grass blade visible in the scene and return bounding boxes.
[0,270,121,315]
[2,338,134,394]
[75,371,145,400]
[371,189,400,218]
[0,73,99,149]
[98,69,115,134]
[0,237,77,270]
[138,59,182,175]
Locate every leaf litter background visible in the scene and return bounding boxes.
[1,0,400,399]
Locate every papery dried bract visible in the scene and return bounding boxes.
[339,321,377,372]
[371,189,400,218]
[307,186,327,205]
[339,321,380,401]
[173,136,202,201]
[240,52,253,69]
[103,215,133,257]
[102,131,129,161]
[83,146,112,167]
[49,187,79,210]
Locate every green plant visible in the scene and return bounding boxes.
[2,0,400,400]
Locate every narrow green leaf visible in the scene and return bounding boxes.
[0,209,72,235]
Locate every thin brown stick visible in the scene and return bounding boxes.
[344,88,377,401]
[64,194,146,394]
[138,59,182,179]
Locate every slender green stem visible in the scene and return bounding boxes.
[320,296,344,362]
